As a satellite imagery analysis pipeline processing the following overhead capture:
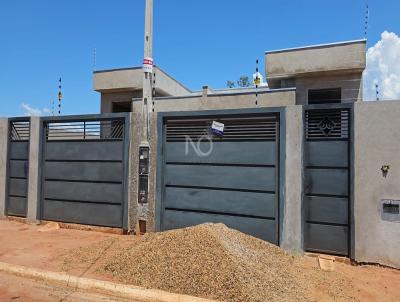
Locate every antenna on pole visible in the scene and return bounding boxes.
[364,3,369,39]
[58,77,63,115]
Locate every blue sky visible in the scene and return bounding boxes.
[0,0,399,117]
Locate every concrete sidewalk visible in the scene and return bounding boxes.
[0,271,134,302]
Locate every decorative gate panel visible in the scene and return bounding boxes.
[304,107,351,256]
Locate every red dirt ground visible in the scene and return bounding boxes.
[0,219,399,302]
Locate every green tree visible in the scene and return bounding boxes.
[226,76,252,88]
[237,76,251,87]
[226,80,235,88]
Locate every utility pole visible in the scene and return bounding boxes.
[137,0,153,235]
[142,0,153,144]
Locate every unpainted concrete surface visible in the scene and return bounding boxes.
[354,101,400,269]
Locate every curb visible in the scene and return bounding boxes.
[0,262,218,302]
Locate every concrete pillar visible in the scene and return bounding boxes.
[26,117,41,223]
[281,105,304,253]
[0,119,9,218]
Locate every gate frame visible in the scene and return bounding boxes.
[5,117,31,218]
[38,113,131,229]
[302,103,354,257]
[156,107,286,244]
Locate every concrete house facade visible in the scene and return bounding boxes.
[94,39,366,113]
[1,38,400,269]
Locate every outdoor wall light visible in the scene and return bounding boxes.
[381,165,390,178]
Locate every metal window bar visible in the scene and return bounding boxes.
[166,116,278,142]
[305,109,350,140]
[9,121,30,141]
[45,119,124,141]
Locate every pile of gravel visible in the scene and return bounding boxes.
[98,224,342,301]
[61,223,356,302]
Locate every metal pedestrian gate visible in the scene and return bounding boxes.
[158,111,281,244]
[40,115,129,228]
[304,106,351,256]
[6,119,30,217]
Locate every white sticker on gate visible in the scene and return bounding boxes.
[211,121,224,136]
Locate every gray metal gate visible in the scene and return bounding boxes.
[6,119,30,217]
[40,115,129,228]
[158,112,280,244]
[304,106,351,256]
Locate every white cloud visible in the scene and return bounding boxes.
[364,31,400,101]
[21,103,50,116]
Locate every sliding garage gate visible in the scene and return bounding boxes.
[304,107,351,256]
[6,119,30,217]
[159,112,281,244]
[40,115,129,228]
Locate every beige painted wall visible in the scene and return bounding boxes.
[101,91,142,113]
[295,72,363,105]
[266,40,366,80]
[354,101,400,268]
[93,67,191,97]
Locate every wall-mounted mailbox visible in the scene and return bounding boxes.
[381,199,400,222]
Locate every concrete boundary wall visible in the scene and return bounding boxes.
[26,117,40,222]
[354,101,400,269]
[0,119,8,218]
[281,106,303,253]
[1,101,400,268]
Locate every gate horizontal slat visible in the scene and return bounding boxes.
[45,141,123,161]
[9,142,29,159]
[42,200,122,227]
[163,210,277,243]
[305,196,348,225]
[7,197,27,216]
[9,160,28,178]
[305,141,348,167]
[165,187,275,218]
[44,181,122,204]
[166,141,276,165]
[45,162,122,183]
[305,223,348,255]
[166,165,276,192]
[306,169,348,196]
[8,178,28,197]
